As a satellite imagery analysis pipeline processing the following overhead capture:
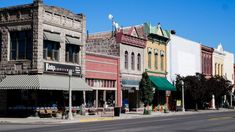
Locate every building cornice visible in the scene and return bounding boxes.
[116,31,146,48]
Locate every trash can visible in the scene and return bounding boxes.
[114,107,120,116]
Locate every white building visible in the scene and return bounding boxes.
[224,51,234,84]
[167,34,202,82]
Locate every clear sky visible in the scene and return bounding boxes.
[1,0,235,57]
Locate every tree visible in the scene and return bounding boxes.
[177,73,207,110]
[139,72,153,114]
[207,75,233,109]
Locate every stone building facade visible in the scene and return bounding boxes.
[0,0,90,116]
[201,45,214,78]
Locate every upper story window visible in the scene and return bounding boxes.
[215,63,217,75]
[148,51,152,68]
[160,50,165,71]
[65,35,80,64]
[218,64,220,76]
[221,64,223,76]
[43,31,61,61]
[66,44,80,64]
[124,51,128,69]
[131,52,135,70]
[137,53,141,71]
[10,30,32,60]
[154,49,158,69]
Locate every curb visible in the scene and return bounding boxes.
[1,109,234,124]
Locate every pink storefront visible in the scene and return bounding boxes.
[85,52,121,109]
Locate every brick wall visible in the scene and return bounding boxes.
[85,52,121,106]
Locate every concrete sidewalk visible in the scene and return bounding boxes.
[0,108,234,124]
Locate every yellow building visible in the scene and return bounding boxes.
[213,44,225,76]
[143,23,175,110]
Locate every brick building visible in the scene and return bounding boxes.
[0,0,91,116]
[85,52,120,109]
[87,26,147,111]
[201,45,214,78]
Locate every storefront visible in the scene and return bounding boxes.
[85,52,121,110]
[149,76,176,111]
[122,79,141,111]
[0,63,92,117]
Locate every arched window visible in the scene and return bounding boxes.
[148,51,152,68]
[160,51,165,71]
[131,52,135,70]
[137,53,141,71]
[155,53,158,69]
[124,51,128,69]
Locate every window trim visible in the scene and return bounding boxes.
[131,52,135,70]
[137,53,141,71]
[124,51,128,69]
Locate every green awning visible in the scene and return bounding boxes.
[149,76,176,91]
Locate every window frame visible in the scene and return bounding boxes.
[124,51,128,69]
[43,40,60,61]
[65,43,80,64]
[137,53,141,71]
[9,30,32,60]
[148,51,152,69]
[131,52,135,70]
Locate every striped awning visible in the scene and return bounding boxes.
[0,75,92,91]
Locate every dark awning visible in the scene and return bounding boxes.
[149,76,176,91]
[65,36,81,45]
[0,75,92,91]
[43,31,62,42]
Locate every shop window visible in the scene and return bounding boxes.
[43,40,60,61]
[137,53,141,71]
[66,44,80,64]
[124,51,128,69]
[131,52,135,70]
[10,30,32,60]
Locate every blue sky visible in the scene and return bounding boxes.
[1,0,235,57]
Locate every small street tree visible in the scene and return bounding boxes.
[139,72,153,114]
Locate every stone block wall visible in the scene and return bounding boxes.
[0,1,86,77]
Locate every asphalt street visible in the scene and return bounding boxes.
[1,111,235,132]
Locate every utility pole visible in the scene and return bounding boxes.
[182,81,185,112]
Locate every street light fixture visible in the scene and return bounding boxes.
[68,70,73,120]
[108,14,119,36]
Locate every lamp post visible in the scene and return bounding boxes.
[108,14,114,36]
[68,70,73,120]
[182,81,185,112]
[108,14,119,36]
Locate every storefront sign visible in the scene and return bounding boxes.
[176,100,182,107]
[44,62,81,76]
